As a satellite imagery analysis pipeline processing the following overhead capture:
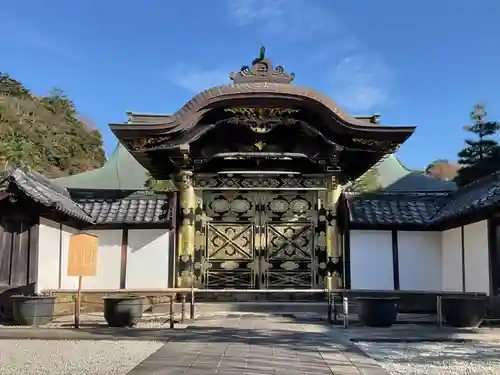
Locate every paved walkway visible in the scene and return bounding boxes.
[126,315,389,375]
[343,324,500,343]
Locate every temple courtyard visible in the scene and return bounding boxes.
[0,315,500,375]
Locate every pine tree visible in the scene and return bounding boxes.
[454,104,500,186]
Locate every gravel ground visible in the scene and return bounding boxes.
[356,341,500,375]
[0,340,163,375]
[0,313,173,329]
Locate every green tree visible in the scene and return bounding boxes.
[0,73,106,176]
[0,73,30,98]
[425,159,461,181]
[454,104,500,186]
[425,159,449,173]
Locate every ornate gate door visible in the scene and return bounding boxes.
[202,190,317,289]
[260,192,317,289]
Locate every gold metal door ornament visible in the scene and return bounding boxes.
[203,190,317,289]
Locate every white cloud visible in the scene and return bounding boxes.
[225,0,331,40]
[329,53,394,112]
[226,0,285,27]
[165,64,230,93]
[224,0,397,112]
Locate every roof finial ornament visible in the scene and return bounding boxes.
[230,46,295,84]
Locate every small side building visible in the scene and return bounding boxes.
[0,163,176,315]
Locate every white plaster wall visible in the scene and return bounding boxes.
[38,222,122,291]
[36,218,64,292]
[126,229,170,289]
[441,227,463,292]
[37,224,171,291]
[398,231,441,291]
[464,220,490,294]
[59,229,122,290]
[350,230,394,290]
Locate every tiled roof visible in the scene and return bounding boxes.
[346,192,449,227]
[3,167,94,223]
[72,190,176,225]
[431,171,500,224]
[347,170,500,227]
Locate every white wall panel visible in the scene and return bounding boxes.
[126,229,170,289]
[350,230,394,290]
[441,227,463,292]
[398,231,441,291]
[464,220,490,294]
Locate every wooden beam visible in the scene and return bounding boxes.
[392,230,400,291]
[0,221,13,285]
[488,219,499,296]
[120,229,129,289]
[168,230,176,288]
[343,230,351,289]
[461,225,466,292]
[28,220,39,285]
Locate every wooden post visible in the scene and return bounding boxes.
[333,295,339,325]
[169,295,175,329]
[190,285,195,320]
[181,294,186,324]
[326,175,342,290]
[327,291,333,323]
[175,170,196,288]
[343,296,349,328]
[436,295,443,327]
[75,276,82,328]
[67,233,98,329]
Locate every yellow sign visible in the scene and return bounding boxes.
[67,234,98,277]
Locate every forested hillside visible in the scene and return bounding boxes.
[0,73,105,177]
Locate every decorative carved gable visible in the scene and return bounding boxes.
[229,46,295,84]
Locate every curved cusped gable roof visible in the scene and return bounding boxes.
[111,47,414,142]
[109,47,416,179]
[112,82,393,137]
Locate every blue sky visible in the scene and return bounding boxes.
[1,0,499,169]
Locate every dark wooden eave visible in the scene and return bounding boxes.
[110,82,415,142]
[1,166,94,223]
[110,52,415,179]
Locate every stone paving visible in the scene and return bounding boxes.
[126,315,390,375]
[342,324,500,343]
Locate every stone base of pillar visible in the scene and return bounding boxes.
[176,276,195,289]
[326,275,342,290]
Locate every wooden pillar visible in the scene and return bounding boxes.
[176,170,196,288]
[326,175,342,290]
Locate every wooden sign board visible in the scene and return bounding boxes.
[67,233,98,277]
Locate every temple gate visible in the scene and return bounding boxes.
[194,177,327,289]
[109,47,415,291]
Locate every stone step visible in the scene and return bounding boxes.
[193,291,326,302]
[153,301,331,316]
